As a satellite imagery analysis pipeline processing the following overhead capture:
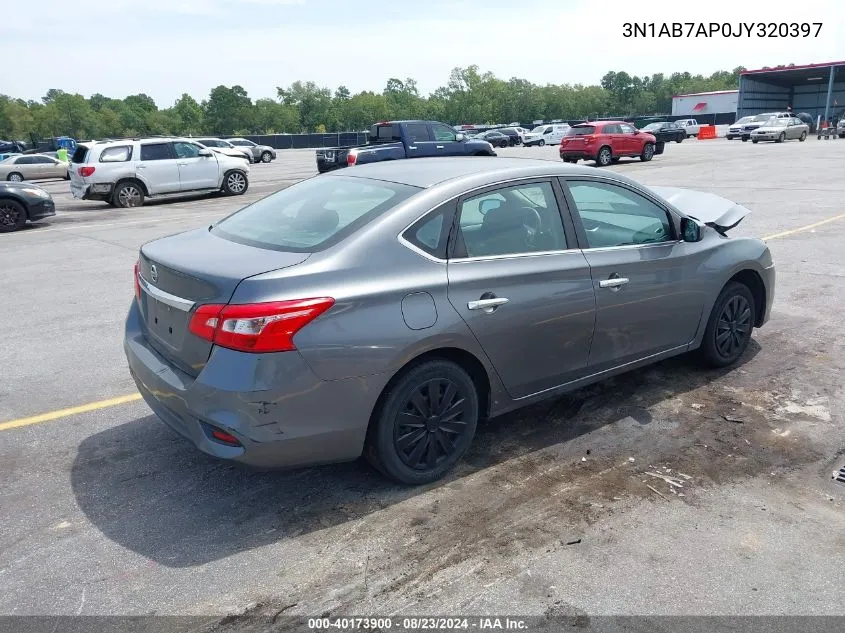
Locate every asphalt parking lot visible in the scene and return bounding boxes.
[1,139,845,626]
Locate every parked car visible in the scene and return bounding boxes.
[750,117,809,143]
[735,112,793,141]
[560,121,659,166]
[796,112,817,133]
[0,140,27,154]
[0,154,70,182]
[640,121,686,144]
[0,180,56,232]
[226,138,277,164]
[125,157,774,484]
[674,119,701,138]
[474,130,511,148]
[69,138,250,208]
[522,124,570,147]
[194,138,253,163]
[726,116,756,140]
[497,128,522,146]
[837,117,845,138]
[315,120,496,173]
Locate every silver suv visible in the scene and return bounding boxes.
[227,138,277,163]
[70,138,250,208]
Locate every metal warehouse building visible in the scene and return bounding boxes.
[672,90,738,116]
[737,61,844,122]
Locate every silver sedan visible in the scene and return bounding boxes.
[125,158,775,484]
[227,137,276,163]
[750,117,809,143]
[0,154,70,182]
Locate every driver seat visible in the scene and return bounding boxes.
[476,202,531,256]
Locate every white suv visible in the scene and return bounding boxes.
[69,138,250,208]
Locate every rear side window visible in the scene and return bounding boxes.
[567,126,596,136]
[405,123,430,143]
[371,124,401,142]
[99,146,132,162]
[402,203,454,259]
[211,176,421,252]
[15,156,35,164]
[140,143,173,161]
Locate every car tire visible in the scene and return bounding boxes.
[752,139,759,143]
[0,198,27,232]
[260,151,272,163]
[655,141,665,155]
[799,131,807,142]
[742,137,749,142]
[364,359,479,485]
[222,170,249,195]
[676,135,683,143]
[726,135,734,140]
[777,132,786,143]
[595,146,612,167]
[113,181,145,208]
[697,281,756,368]
[640,143,655,162]
[7,172,24,183]
[538,140,546,147]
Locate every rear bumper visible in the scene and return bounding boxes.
[28,198,56,221]
[123,301,378,469]
[560,150,596,160]
[71,181,114,201]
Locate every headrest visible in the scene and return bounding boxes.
[293,207,340,234]
[481,203,524,231]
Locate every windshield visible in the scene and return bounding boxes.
[566,126,596,136]
[211,176,421,252]
[769,118,787,127]
[752,114,774,122]
[530,126,547,133]
[642,123,661,131]
[735,116,753,124]
[231,139,254,147]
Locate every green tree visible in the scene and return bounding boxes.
[204,85,253,135]
[277,81,333,132]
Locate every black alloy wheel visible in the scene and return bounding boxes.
[365,360,479,485]
[698,282,756,368]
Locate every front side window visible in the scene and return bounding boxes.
[173,142,202,158]
[212,176,420,252]
[619,123,636,134]
[566,181,674,249]
[431,123,457,142]
[140,143,173,161]
[15,156,35,164]
[455,181,567,258]
[231,140,253,147]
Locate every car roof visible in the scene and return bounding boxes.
[328,157,620,189]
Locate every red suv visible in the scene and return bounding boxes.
[559,121,658,167]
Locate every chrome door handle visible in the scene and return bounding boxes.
[468,297,509,312]
[177,162,188,166]
[408,146,417,150]
[599,277,629,288]
[436,145,445,149]
[137,164,147,169]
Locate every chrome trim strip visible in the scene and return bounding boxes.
[138,275,195,312]
[581,240,682,253]
[450,249,582,263]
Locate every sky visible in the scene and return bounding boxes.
[3,0,844,106]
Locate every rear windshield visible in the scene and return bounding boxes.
[211,176,421,252]
[71,146,90,163]
[370,124,402,142]
[566,126,596,136]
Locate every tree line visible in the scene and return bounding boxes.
[0,65,745,141]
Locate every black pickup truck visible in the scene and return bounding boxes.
[315,120,497,173]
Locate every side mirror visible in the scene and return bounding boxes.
[197,148,213,157]
[681,217,703,242]
[456,133,466,141]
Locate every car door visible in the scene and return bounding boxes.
[601,124,622,154]
[173,141,219,191]
[618,123,639,154]
[446,179,596,399]
[402,122,437,157]
[429,122,466,156]
[560,177,708,371]
[137,142,181,194]
[41,156,65,178]
[13,156,38,179]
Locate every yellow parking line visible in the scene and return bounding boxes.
[762,213,845,241]
[0,393,142,432]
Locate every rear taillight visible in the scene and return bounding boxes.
[582,135,595,143]
[188,298,335,353]
[79,166,95,177]
[210,428,241,446]
[134,261,141,302]
[347,150,358,166]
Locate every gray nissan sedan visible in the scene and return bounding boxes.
[125,157,775,484]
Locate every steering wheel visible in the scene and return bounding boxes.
[521,207,543,245]
[631,225,667,244]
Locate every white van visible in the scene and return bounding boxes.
[522,123,571,147]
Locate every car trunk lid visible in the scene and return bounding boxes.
[137,228,310,376]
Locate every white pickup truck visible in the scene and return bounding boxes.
[674,119,701,138]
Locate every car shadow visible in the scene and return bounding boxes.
[70,344,759,568]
